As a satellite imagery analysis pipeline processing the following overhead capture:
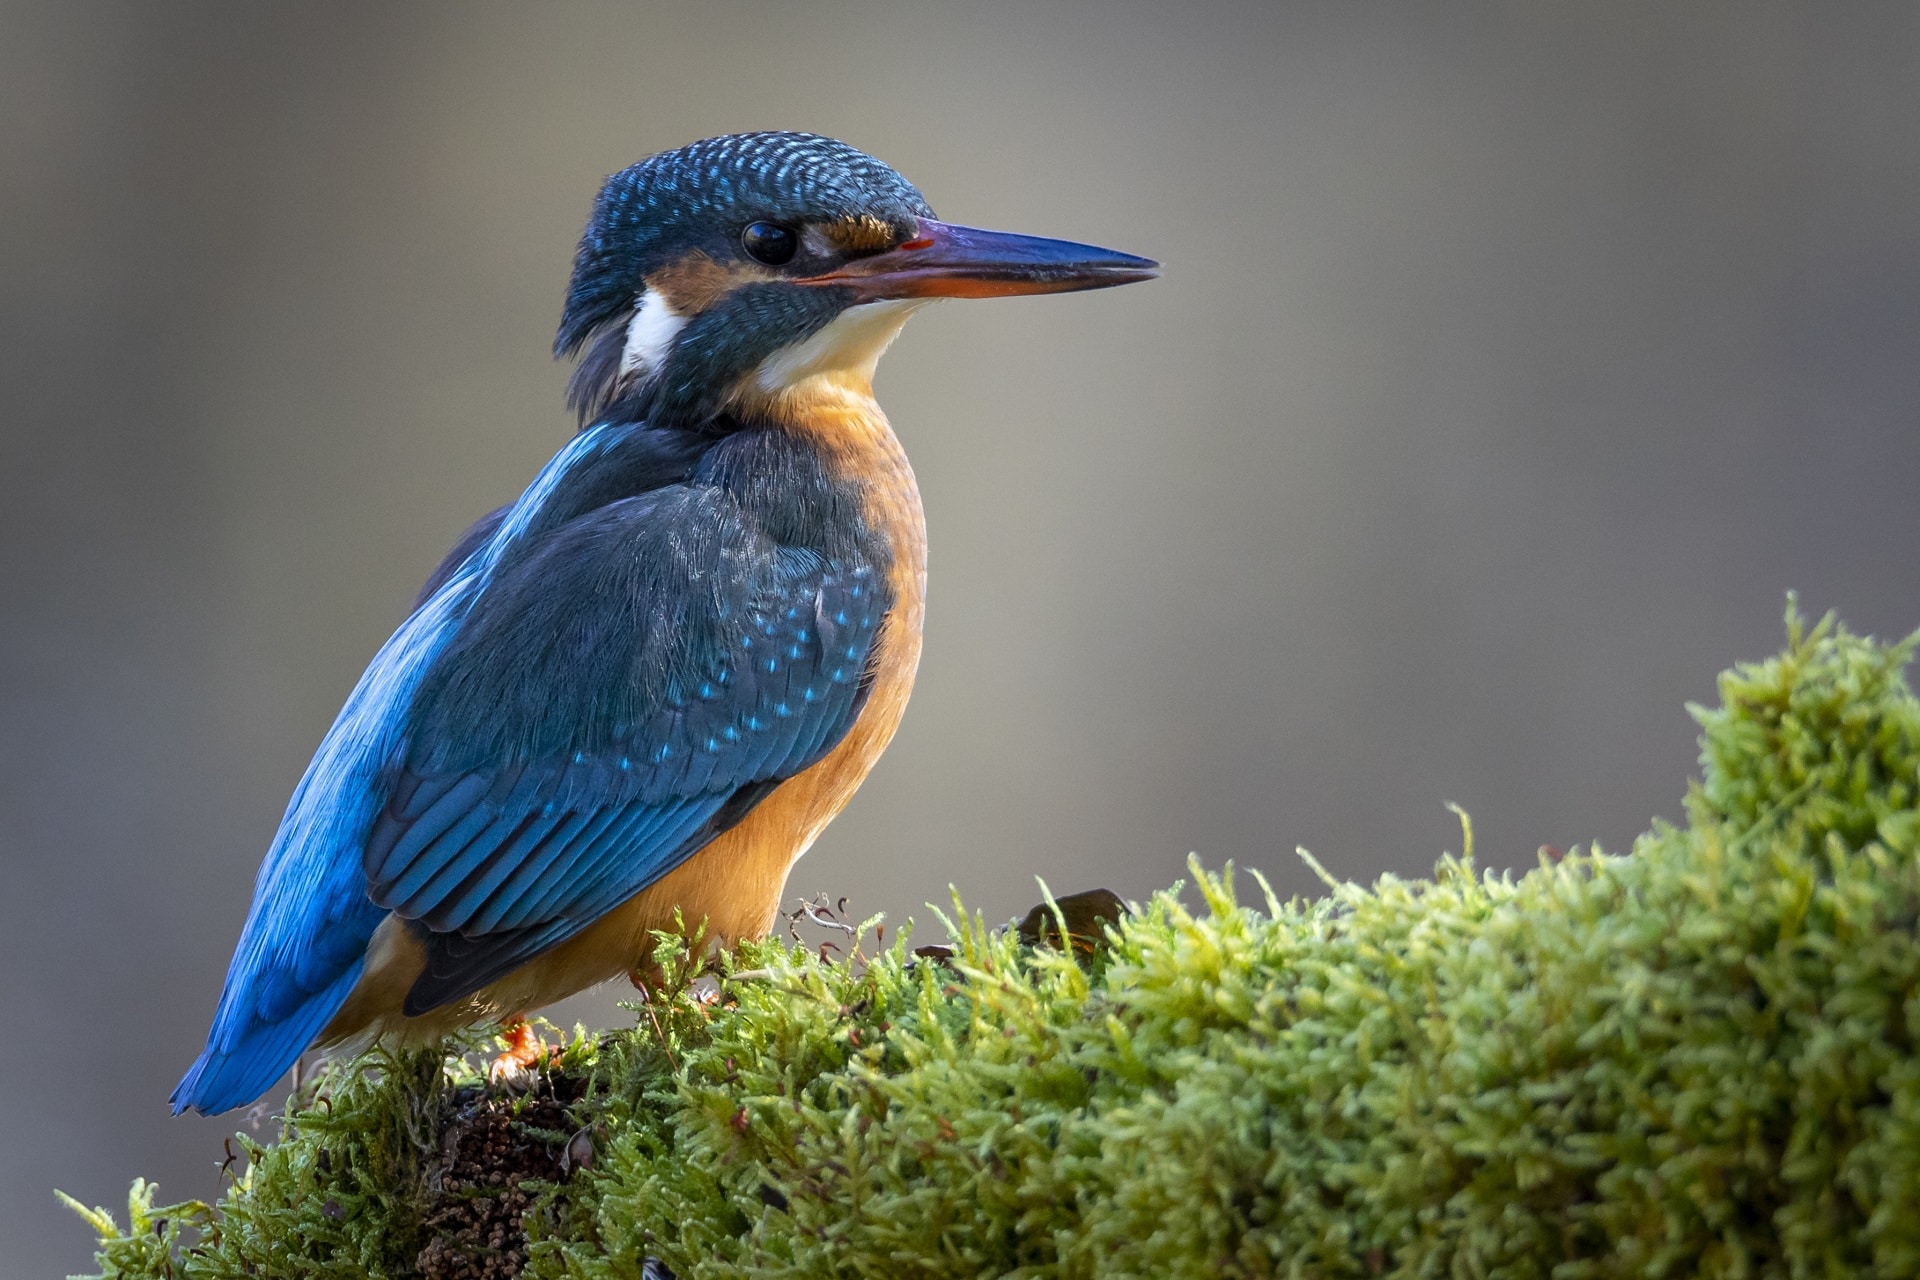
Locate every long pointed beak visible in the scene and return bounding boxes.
[804,218,1159,302]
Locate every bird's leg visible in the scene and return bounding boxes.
[627,961,667,995]
[487,1016,551,1086]
[625,969,681,1072]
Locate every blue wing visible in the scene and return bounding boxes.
[172,423,886,1115]
[174,426,883,1113]
[368,485,883,1011]
[169,424,619,1118]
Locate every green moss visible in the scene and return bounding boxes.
[68,608,1920,1277]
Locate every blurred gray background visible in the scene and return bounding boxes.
[6,1,1918,1271]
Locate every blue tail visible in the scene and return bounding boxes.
[170,958,366,1115]
[170,539,482,1116]
[171,434,543,1116]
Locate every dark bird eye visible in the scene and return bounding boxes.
[741,222,798,266]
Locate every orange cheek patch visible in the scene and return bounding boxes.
[823,214,901,255]
[645,252,769,315]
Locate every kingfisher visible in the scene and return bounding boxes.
[172,132,1156,1115]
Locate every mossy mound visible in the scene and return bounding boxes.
[68,611,1920,1277]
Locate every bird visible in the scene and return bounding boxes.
[171,131,1156,1115]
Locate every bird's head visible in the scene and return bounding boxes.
[557,131,1157,428]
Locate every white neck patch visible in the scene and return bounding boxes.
[754,299,926,395]
[619,287,688,380]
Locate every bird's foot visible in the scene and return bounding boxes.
[487,1018,555,1087]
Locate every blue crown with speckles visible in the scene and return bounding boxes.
[556,132,936,358]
